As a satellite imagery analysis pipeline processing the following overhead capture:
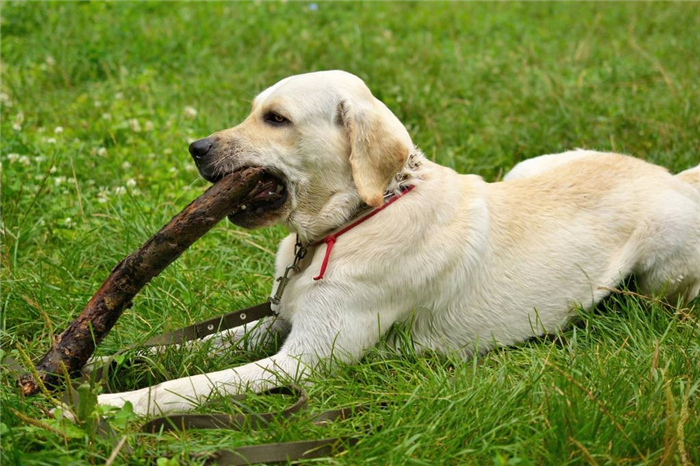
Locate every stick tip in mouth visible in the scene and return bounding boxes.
[228,170,288,219]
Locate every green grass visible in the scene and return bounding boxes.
[1,2,699,464]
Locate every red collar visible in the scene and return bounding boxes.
[311,185,415,280]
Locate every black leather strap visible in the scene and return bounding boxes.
[208,437,359,465]
[141,301,274,347]
[141,386,308,433]
[142,389,372,465]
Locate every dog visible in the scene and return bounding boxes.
[98,70,700,415]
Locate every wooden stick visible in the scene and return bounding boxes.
[19,167,265,396]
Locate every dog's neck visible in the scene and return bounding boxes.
[289,149,425,244]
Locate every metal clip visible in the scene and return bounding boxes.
[407,153,421,170]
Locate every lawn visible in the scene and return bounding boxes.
[1,2,699,464]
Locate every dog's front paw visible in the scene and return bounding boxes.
[98,389,153,416]
[98,385,199,416]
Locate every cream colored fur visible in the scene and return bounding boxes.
[98,71,700,416]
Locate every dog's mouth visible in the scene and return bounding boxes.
[226,169,289,223]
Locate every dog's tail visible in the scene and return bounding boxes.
[676,164,700,192]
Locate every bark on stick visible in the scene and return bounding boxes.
[19,167,265,396]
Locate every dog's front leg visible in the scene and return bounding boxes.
[97,353,305,415]
[97,301,390,416]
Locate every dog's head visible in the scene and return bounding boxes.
[190,70,412,240]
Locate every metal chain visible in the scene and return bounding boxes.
[269,235,308,305]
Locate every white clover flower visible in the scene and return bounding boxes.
[15,111,24,124]
[94,100,103,108]
[121,161,131,170]
[64,217,75,228]
[97,147,108,157]
[97,186,110,203]
[131,188,141,196]
[54,176,66,186]
[46,56,56,67]
[184,163,197,173]
[183,106,198,119]
[54,126,64,134]
[147,153,155,159]
[0,92,10,103]
[102,113,112,121]
[19,155,30,166]
[128,118,142,132]
[163,148,173,155]
[37,127,46,133]
[114,186,127,195]
[34,156,46,163]
[50,166,57,173]
[169,167,178,174]
[126,178,137,188]
[186,137,196,144]
[46,137,57,144]
[7,153,19,163]
[144,120,154,132]
[12,123,21,131]
[115,92,124,100]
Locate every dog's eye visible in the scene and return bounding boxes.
[264,112,290,126]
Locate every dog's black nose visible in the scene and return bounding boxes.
[189,138,213,160]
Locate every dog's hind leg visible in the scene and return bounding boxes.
[672,164,700,303]
[633,172,700,305]
[677,163,700,193]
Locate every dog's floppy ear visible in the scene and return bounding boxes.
[338,98,412,207]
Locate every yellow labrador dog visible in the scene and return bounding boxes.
[99,70,700,415]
